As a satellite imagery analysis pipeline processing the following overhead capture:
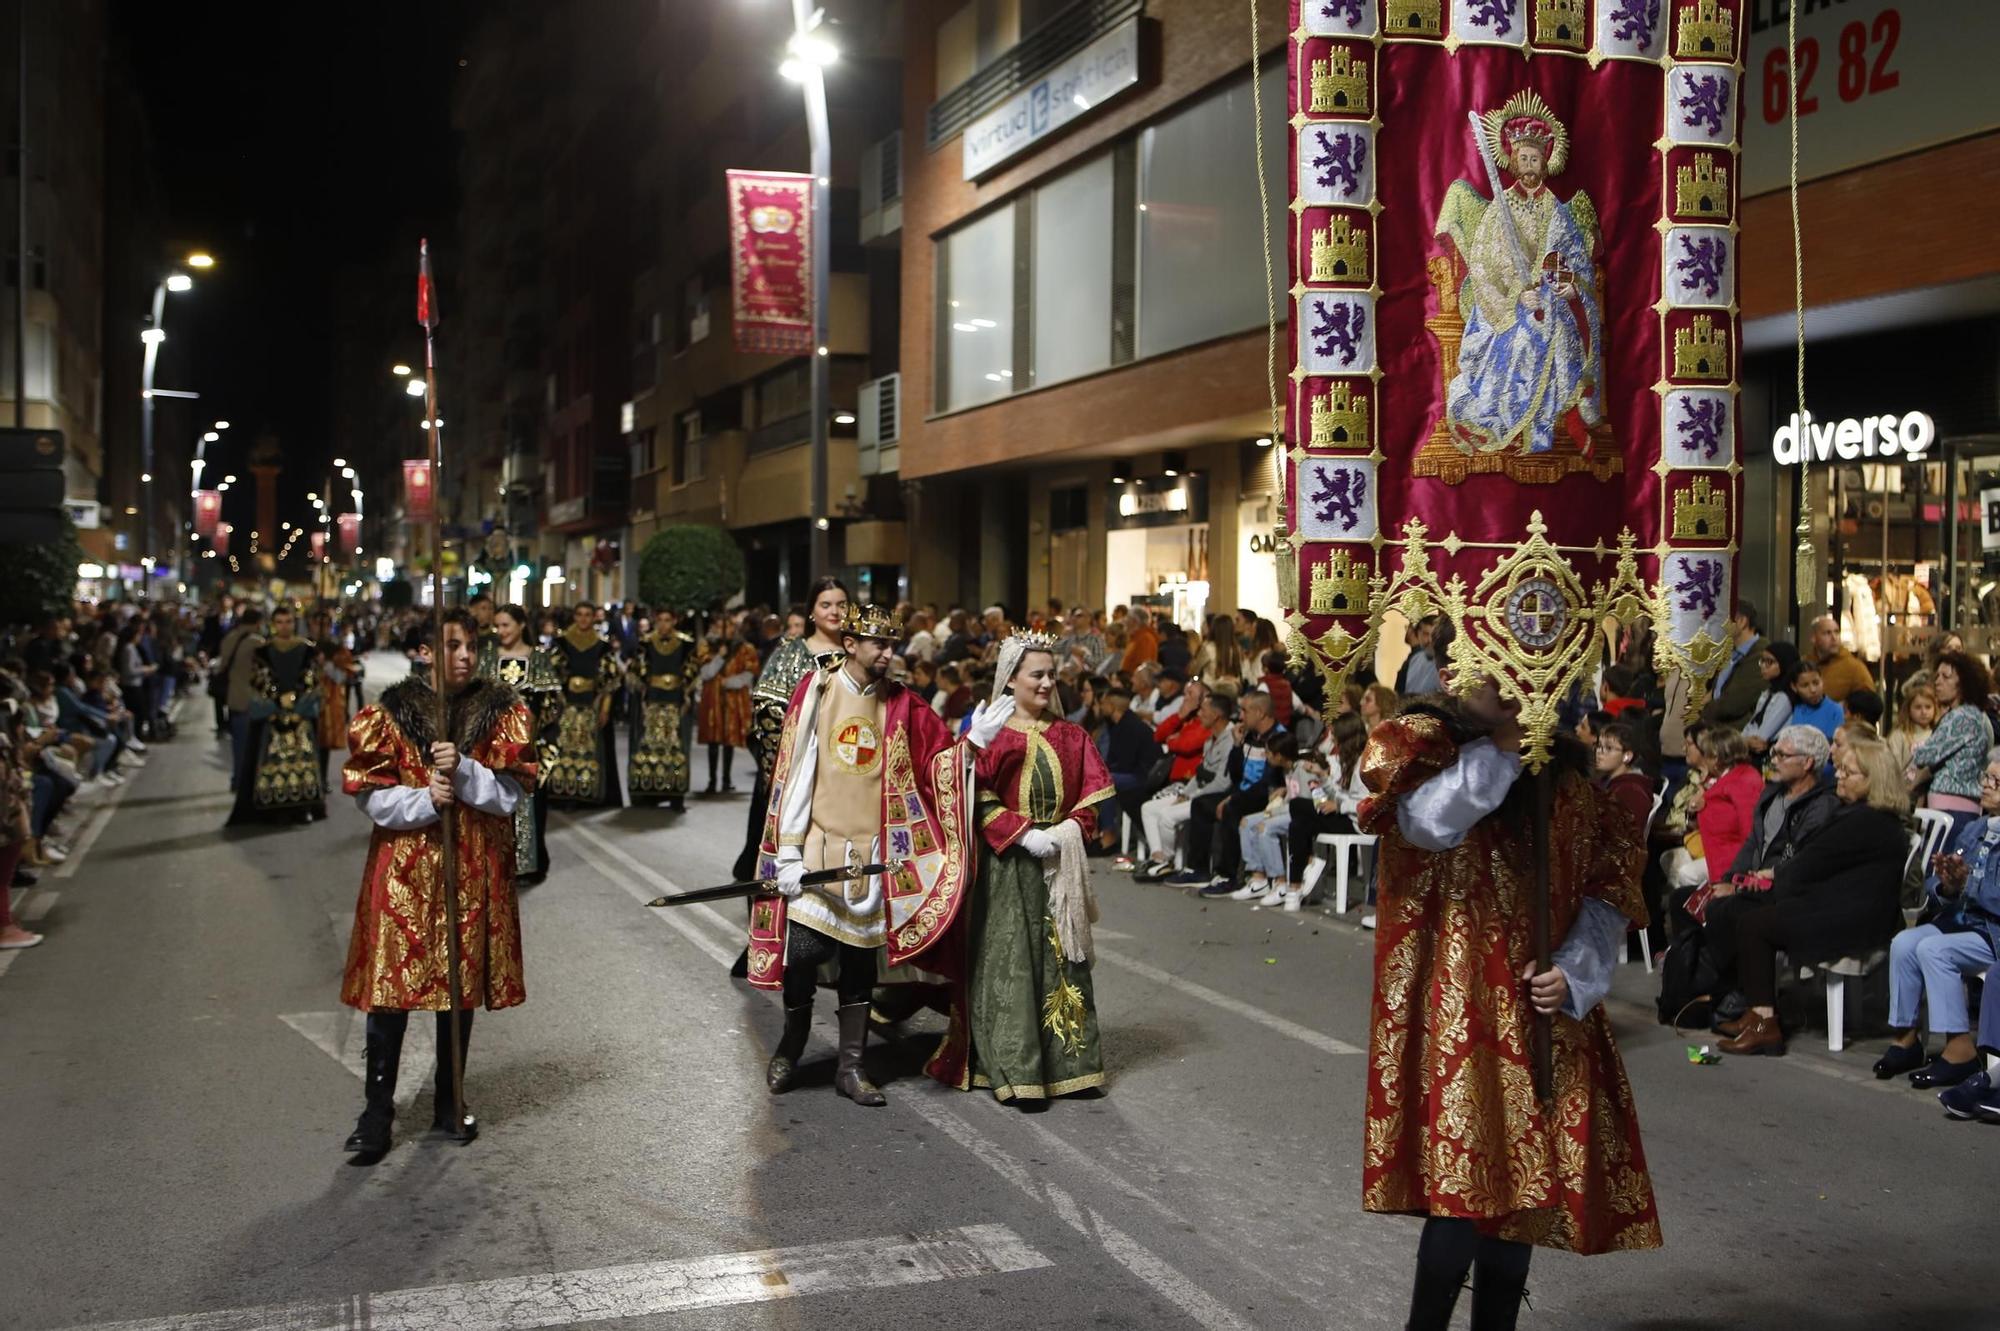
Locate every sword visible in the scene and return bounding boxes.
[644,861,901,908]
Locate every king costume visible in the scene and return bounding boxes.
[750,603,991,1107]
[1358,701,1660,1328]
[340,671,537,1154]
[543,621,623,808]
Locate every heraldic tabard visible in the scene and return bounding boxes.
[1281,0,1746,766]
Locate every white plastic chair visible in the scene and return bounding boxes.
[1629,786,1670,973]
[1314,831,1377,914]
[1913,808,1955,873]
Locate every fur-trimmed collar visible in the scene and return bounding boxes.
[380,676,520,752]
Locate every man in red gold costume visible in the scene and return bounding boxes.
[748,602,1006,1106]
[1359,676,1660,1329]
[339,608,538,1161]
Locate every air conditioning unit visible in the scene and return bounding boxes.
[857,373,901,477]
[859,130,903,244]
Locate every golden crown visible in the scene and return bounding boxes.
[841,602,905,641]
[1010,628,1059,651]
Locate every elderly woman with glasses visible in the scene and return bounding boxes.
[1872,748,2000,1104]
[1717,737,1911,1056]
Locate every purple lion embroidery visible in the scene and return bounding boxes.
[1675,235,1726,300]
[1678,73,1729,137]
[1673,557,1725,621]
[1465,0,1515,35]
[1320,0,1366,23]
[1677,396,1726,460]
[1608,0,1660,46]
[1311,466,1368,534]
[1311,300,1367,367]
[1312,129,1367,198]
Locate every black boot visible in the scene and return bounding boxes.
[767,1003,813,1093]
[704,746,718,795]
[1405,1261,1468,1331]
[344,1011,407,1158]
[431,1009,478,1141]
[1470,1268,1530,1331]
[721,747,736,792]
[834,1002,886,1107]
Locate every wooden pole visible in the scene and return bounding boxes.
[1531,764,1554,1104]
[420,239,468,1138]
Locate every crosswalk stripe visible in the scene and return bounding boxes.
[278,1011,421,1108]
[55,1224,1051,1331]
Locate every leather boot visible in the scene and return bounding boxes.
[834,1002,886,1107]
[1404,1261,1467,1331]
[767,1003,814,1093]
[344,1011,407,1156]
[1470,1268,1530,1331]
[431,1009,478,1140]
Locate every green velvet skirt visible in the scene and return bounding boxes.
[968,845,1105,1101]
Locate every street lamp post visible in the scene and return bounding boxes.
[139,253,212,596]
[782,1,836,583]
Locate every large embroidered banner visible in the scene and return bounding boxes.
[1280,0,1746,764]
[726,169,815,356]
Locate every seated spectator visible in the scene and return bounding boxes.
[1158,622,1192,675]
[1282,710,1370,905]
[1887,682,1937,785]
[908,657,938,704]
[1,701,44,943]
[1876,747,2000,1096]
[1742,641,1802,754]
[1096,685,1163,856]
[1907,650,1995,840]
[933,664,973,725]
[1067,674,1105,730]
[1576,708,1615,749]
[1718,725,1839,881]
[1718,737,1909,1056]
[1231,734,1304,904]
[1360,683,1397,734]
[1151,679,1212,787]
[1953,956,2000,1122]
[1845,688,1885,732]
[1592,720,1655,833]
[1662,728,1762,890]
[1786,665,1844,743]
[1135,686,1238,881]
[1258,650,1295,727]
[1171,691,1288,893]
[1146,667,1187,726]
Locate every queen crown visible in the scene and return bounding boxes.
[1009,628,1059,651]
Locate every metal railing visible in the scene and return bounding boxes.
[926,0,1144,149]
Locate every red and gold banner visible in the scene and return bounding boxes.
[726,169,814,356]
[402,459,434,523]
[193,489,222,539]
[337,512,361,558]
[212,521,232,556]
[1281,0,1745,763]
[310,530,328,562]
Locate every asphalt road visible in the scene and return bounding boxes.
[3,651,1994,1331]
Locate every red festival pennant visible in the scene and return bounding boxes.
[310,530,328,562]
[726,170,814,356]
[212,521,232,556]
[336,512,361,558]
[417,238,439,330]
[1280,0,1745,764]
[193,488,222,540]
[402,459,434,523]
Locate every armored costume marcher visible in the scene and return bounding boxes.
[749,603,999,1106]
[1359,695,1660,1328]
[543,618,623,808]
[478,633,560,882]
[229,620,325,825]
[628,622,695,809]
[341,650,537,1155]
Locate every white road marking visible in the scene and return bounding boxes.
[903,1095,1258,1331]
[20,887,58,921]
[53,777,135,879]
[278,1011,421,1109]
[1095,946,1363,1056]
[57,1224,1050,1331]
[551,822,736,967]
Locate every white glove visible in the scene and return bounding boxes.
[774,859,806,899]
[966,695,1016,749]
[1020,828,1058,859]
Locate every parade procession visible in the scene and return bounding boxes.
[8,2,2000,1329]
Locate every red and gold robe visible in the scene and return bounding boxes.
[697,641,760,748]
[746,666,975,992]
[316,641,356,753]
[340,677,538,1012]
[1358,713,1661,1255]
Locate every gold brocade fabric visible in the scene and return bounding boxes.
[339,701,537,1011]
[630,700,689,796]
[1359,714,1661,1256]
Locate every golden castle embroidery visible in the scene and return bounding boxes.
[1673,315,1729,380]
[1310,50,1370,115]
[1310,380,1371,450]
[1675,153,1730,220]
[1671,475,1729,540]
[1310,216,1371,283]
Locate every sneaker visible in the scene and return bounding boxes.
[1227,879,1266,901]
[128,738,148,753]
[1939,1069,1993,1120]
[1360,912,1377,930]
[1197,879,1239,898]
[1112,856,1136,872]
[1136,860,1174,881]
[39,841,67,863]
[1166,870,1211,887]
[1282,888,1308,913]
[122,754,146,768]
[102,771,126,786]
[1257,884,1289,907]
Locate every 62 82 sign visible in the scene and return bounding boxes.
[1761,7,1900,121]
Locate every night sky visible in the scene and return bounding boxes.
[112,1,473,542]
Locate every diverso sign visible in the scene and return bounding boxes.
[1771,410,1935,465]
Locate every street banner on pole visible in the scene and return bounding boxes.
[310,530,327,562]
[402,459,434,523]
[1279,0,1746,766]
[726,169,815,355]
[213,520,232,556]
[337,512,360,558]
[194,488,222,539]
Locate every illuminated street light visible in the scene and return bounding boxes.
[140,472,152,483]
[392,364,412,376]
[203,431,219,442]
[332,456,346,467]
[185,253,215,269]
[140,328,166,345]
[165,273,192,292]
[222,474,237,484]
[404,379,427,397]
[214,420,230,429]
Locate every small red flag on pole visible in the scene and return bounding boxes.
[417,238,439,330]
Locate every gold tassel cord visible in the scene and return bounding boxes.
[1787,0,1815,606]
[1249,0,1284,459]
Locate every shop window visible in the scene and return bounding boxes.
[675,410,706,485]
[936,201,1017,412]
[1031,155,1115,388]
[1135,60,1287,359]
[629,426,659,478]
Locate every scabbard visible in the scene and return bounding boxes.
[645,862,898,909]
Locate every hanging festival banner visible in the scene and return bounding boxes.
[402,459,434,524]
[1280,0,1746,765]
[337,512,361,558]
[212,521,232,556]
[193,488,222,539]
[725,169,814,356]
[310,530,328,562]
